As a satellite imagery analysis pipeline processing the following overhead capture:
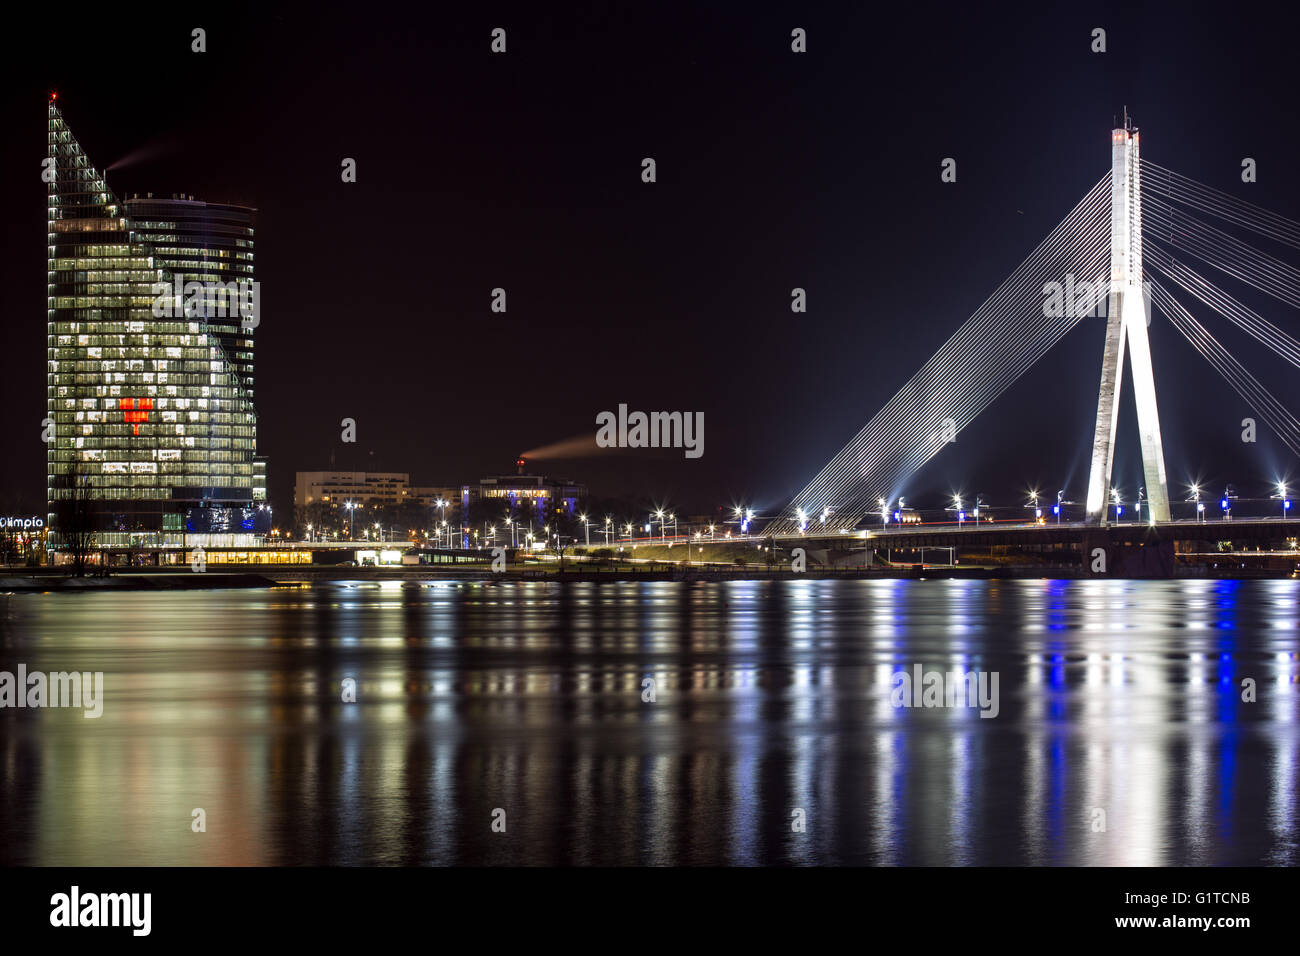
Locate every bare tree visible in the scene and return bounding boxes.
[52,459,97,577]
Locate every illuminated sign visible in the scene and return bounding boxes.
[2,517,44,530]
[120,397,153,435]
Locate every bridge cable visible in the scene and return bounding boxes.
[1149,278,1300,457]
[771,174,1112,531]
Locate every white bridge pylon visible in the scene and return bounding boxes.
[1084,115,1171,525]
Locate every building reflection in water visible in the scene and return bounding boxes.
[0,576,1296,865]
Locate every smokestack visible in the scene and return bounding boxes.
[516,457,526,475]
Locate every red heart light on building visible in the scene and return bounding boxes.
[120,397,153,435]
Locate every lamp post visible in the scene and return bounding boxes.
[345,501,356,539]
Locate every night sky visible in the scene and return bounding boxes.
[5,1,1300,520]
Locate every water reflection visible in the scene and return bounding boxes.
[0,578,1297,865]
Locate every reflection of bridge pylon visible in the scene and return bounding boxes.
[1085,114,1171,526]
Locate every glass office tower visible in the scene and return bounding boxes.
[46,99,268,554]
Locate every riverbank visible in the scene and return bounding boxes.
[2,564,1291,591]
[0,572,278,592]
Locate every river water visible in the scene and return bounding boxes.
[1,578,1296,865]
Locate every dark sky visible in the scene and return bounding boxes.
[4,1,1300,520]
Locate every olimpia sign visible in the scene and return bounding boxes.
[2,517,45,530]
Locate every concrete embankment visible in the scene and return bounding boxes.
[0,573,278,593]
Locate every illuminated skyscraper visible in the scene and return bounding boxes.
[46,98,267,554]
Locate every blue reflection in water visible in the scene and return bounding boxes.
[0,578,1296,866]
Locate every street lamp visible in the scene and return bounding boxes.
[435,497,448,545]
[953,494,964,527]
[1056,489,1064,525]
[345,500,356,539]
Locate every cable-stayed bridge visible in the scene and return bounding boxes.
[769,116,1300,536]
